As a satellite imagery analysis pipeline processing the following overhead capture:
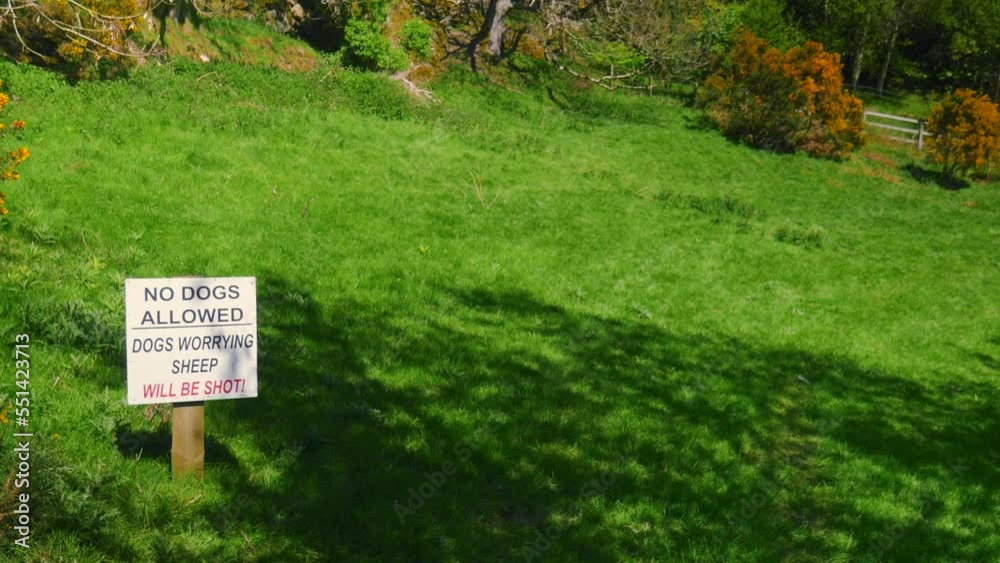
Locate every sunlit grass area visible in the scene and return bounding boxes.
[0,57,997,562]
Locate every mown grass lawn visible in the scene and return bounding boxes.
[0,56,997,562]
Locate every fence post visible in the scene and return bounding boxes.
[918,120,925,150]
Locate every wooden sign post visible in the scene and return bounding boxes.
[172,401,205,479]
[124,277,258,480]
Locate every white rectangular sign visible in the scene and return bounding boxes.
[125,276,258,405]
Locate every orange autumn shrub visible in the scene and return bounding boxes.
[701,29,865,159]
[0,80,29,217]
[926,89,1000,178]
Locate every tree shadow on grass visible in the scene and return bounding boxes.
[681,114,804,160]
[901,163,971,190]
[186,278,998,562]
[543,85,668,126]
[682,111,718,133]
[32,274,998,561]
[114,425,238,467]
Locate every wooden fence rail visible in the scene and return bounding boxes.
[863,110,931,149]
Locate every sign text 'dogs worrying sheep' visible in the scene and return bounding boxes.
[125,277,258,405]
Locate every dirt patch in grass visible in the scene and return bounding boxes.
[278,45,318,72]
[849,161,901,184]
[863,150,899,169]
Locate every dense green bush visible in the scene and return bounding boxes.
[399,19,433,60]
[335,71,413,119]
[344,20,409,72]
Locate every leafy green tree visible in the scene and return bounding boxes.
[947,0,1000,98]
[870,0,934,95]
[739,0,805,50]
[665,1,744,90]
[798,0,892,91]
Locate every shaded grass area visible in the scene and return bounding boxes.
[0,59,997,561]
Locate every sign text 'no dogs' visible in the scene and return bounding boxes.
[125,277,258,406]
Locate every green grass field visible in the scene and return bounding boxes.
[855,89,936,120]
[0,51,998,562]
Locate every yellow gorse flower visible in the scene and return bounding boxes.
[0,76,27,217]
